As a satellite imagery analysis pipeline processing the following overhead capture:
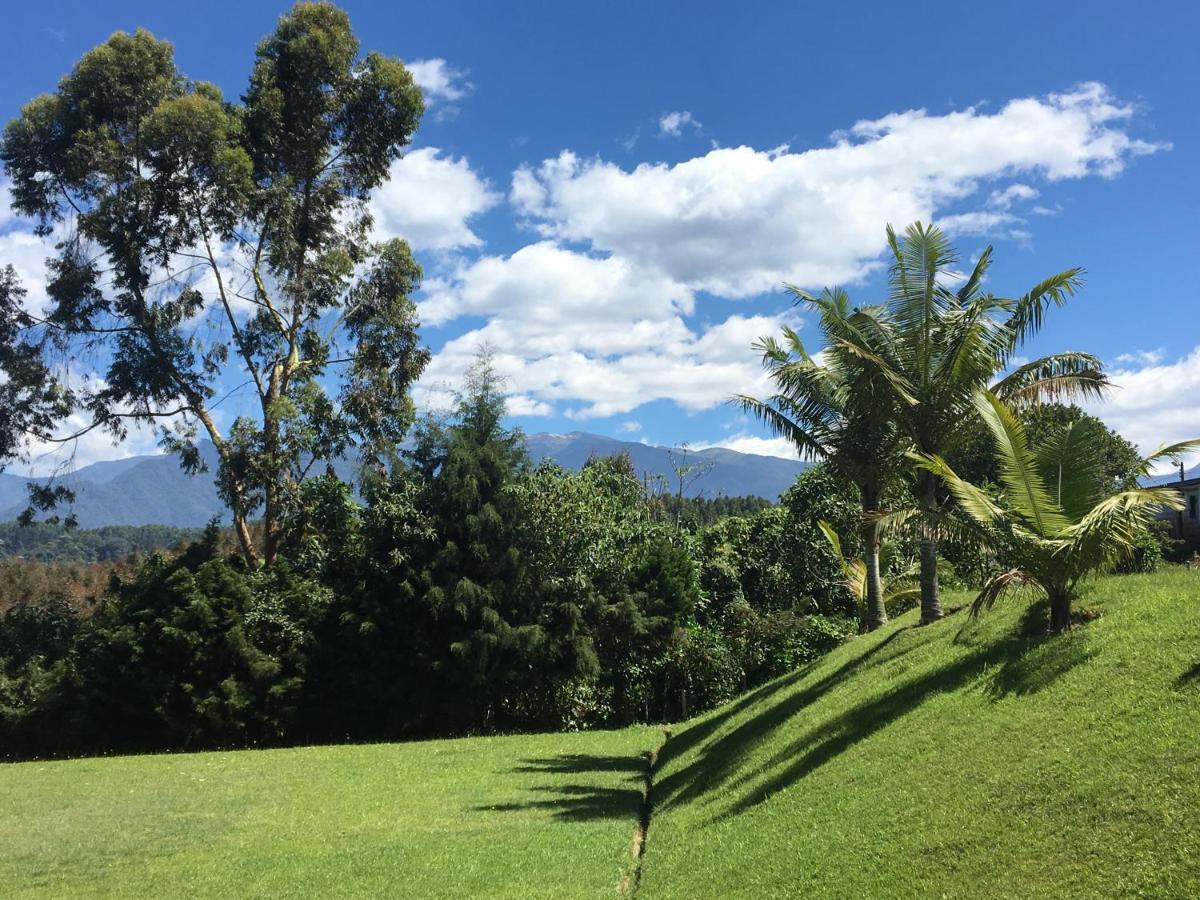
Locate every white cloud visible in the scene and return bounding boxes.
[691,433,800,460]
[407,58,471,104]
[417,240,694,343]
[506,394,553,417]
[987,183,1039,209]
[1114,348,1165,367]
[512,83,1164,298]
[0,178,16,230]
[371,148,499,251]
[1089,346,1200,460]
[0,228,53,314]
[418,288,789,420]
[937,210,1020,236]
[620,420,641,433]
[13,412,165,477]
[659,110,700,137]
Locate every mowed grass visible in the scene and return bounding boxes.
[4,570,1200,898]
[641,568,1200,899]
[0,726,657,898]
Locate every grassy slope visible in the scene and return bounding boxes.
[642,568,1200,899]
[0,727,656,899]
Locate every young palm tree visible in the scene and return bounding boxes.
[834,222,1108,624]
[738,288,905,631]
[818,521,920,625]
[918,390,1198,632]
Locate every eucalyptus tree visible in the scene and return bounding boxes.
[837,223,1108,623]
[0,3,429,565]
[918,391,1198,631]
[738,289,906,631]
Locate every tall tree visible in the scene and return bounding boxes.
[836,223,1108,623]
[738,289,905,631]
[0,3,429,565]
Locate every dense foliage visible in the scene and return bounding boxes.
[0,361,862,758]
[0,522,200,562]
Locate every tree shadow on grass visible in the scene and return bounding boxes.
[652,623,926,814]
[473,783,643,822]
[1175,661,1200,689]
[470,751,646,822]
[511,753,645,775]
[474,606,1094,828]
[713,611,1095,819]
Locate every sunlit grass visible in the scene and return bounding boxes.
[642,568,1200,898]
[0,728,656,899]
[4,570,1199,898]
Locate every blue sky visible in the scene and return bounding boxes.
[2,0,1198,469]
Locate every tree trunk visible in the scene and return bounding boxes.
[232,513,258,568]
[861,486,887,631]
[1048,591,1073,633]
[917,469,943,624]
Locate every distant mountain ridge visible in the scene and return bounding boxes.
[0,433,808,528]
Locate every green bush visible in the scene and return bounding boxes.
[725,604,856,686]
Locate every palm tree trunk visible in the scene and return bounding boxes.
[917,470,943,624]
[1048,591,1073,633]
[862,487,887,631]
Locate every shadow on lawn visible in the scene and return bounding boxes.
[474,782,644,822]
[471,752,644,821]
[1175,661,1200,689]
[478,605,1093,826]
[663,604,1091,821]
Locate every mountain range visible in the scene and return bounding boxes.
[0,433,808,528]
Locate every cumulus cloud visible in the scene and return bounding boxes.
[506,394,554,417]
[691,433,800,460]
[1114,348,1165,367]
[371,148,499,251]
[512,83,1164,298]
[0,178,16,229]
[418,295,790,420]
[988,183,1039,209]
[407,58,471,104]
[1086,347,1200,462]
[659,110,700,136]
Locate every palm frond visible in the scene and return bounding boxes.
[970,568,1036,617]
[1003,268,1086,349]
[913,450,1008,529]
[1036,419,1106,521]
[1136,438,1200,477]
[971,390,1069,536]
[818,520,866,602]
[735,395,829,461]
[991,352,1109,408]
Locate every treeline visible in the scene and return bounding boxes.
[646,494,774,529]
[0,523,202,563]
[0,362,862,759]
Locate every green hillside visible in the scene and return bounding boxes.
[642,568,1200,898]
[3,569,1200,898]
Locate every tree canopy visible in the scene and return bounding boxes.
[0,3,429,564]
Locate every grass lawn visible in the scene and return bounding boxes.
[4,570,1200,898]
[641,568,1200,898]
[0,726,657,898]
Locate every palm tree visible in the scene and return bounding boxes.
[738,289,905,631]
[833,222,1108,624]
[917,390,1198,632]
[818,521,921,625]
